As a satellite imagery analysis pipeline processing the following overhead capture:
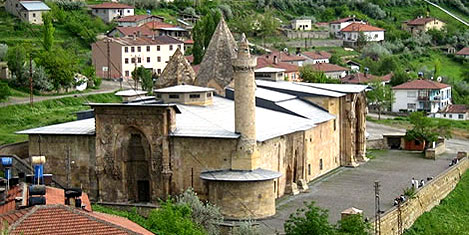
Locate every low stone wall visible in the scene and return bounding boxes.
[282,30,329,39]
[424,141,446,159]
[0,141,29,159]
[96,202,159,218]
[367,138,387,150]
[378,157,469,234]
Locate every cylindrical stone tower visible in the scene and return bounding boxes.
[232,34,259,170]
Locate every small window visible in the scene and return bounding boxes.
[189,94,200,99]
[125,58,129,64]
[131,58,136,63]
[334,119,337,131]
[407,103,416,109]
[319,159,323,170]
[157,56,161,62]
[157,69,161,74]
[407,91,416,98]
[449,114,452,118]
[308,164,311,175]
[131,47,135,52]
[169,45,173,51]
[137,57,141,63]
[157,46,160,51]
[147,57,150,63]
[444,114,446,117]
[459,114,464,119]
[169,94,180,99]
[32,13,36,17]
[125,71,130,76]
[178,45,182,49]
[137,46,141,52]
[156,94,161,98]
[146,46,150,52]
[207,92,212,97]
[125,47,128,53]
[127,10,130,13]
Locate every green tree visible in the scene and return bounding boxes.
[300,66,340,84]
[192,10,221,64]
[146,200,206,235]
[6,44,27,81]
[329,54,344,66]
[37,49,77,92]
[336,214,371,235]
[357,32,367,50]
[42,13,55,52]
[284,201,335,235]
[405,112,452,149]
[366,80,395,120]
[433,59,441,78]
[390,69,412,86]
[132,66,153,93]
[259,10,279,46]
[0,82,11,100]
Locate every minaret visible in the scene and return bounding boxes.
[232,34,259,170]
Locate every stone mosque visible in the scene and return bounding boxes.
[18,18,368,219]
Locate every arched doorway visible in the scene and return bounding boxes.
[125,129,151,202]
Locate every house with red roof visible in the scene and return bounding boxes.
[340,23,385,46]
[256,56,300,81]
[402,17,445,35]
[341,72,392,85]
[107,26,154,38]
[309,63,349,79]
[116,15,164,27]
[456,47,469,59]
[264,51,306,66]
[143,21,190,41]
[391,79,451,113]
[301,51,331,64]
[434,104,469,120]
[329,17,366,38]
[90,3,134,23]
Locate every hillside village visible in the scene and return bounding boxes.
[0,0,468,234]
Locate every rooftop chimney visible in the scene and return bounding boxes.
[232,34,259,170]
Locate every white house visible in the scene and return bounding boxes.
[91,36,184,80]
[254,67,285,82]
[329,17,366,38]
[291,19,312,31]
[90,2,134,23]
[340,23,385,46]
[301,51,331,64]
[392,79,451,113]
[5,0,50,24]
[434,104,469,120]
[456,47,469,59]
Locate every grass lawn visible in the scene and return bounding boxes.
[405,169,469,234]
[407,50,465,80]
[0,93,121,145]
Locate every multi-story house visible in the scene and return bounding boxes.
[310,63,349,79]
[340,23,385,47]
[402,17,445,35]
[392,79,451,113]
[115,15,164,27]
[291,19,312,31]
[329,17,366,38]
[90,2,134,23]
[301,51,331,64]
[5,0,50,24]
[91,36,184,80]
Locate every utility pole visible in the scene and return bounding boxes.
[106,39,111,81]
[29,53,33,107]
[374,181,381,235]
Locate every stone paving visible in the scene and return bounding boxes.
[258,122,468,234]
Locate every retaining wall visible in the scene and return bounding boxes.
[378,157,469,234]
[0,141,29,159]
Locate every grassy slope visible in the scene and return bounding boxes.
[408,50,464,80]
[405,170,469,234]
[0,93,121,145]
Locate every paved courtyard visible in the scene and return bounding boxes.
[258,122,469,234]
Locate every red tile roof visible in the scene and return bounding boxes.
[330,17,355,24]
[456,47,469,56]
[8,205,152,235]
[315,22,329,27]
[302,51,331,60]
[192,64,200,74]
[143,21,178,30]
[393,79,450,90]
[111,26,153,37]
[441,104,469,113]
[184,39,194,44]
[340,23,384,32]
[115,15,150,22]
[310,63,349,72]
[186,55,194,64]
[90,2,134,9]
[256,57,299,73]
[341,72,392,84]
[108,35,183,46]
[406,17,440,26]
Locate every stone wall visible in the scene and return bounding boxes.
[28,135,96,198]
[378,157,469,234]
[424,141,446,159]
[0,141,29,159]
[367,138,387,150]
[282,29,330,39]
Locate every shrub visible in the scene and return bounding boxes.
[336,214,372,235]
[361,43,391,60]
[176,188,223,235]
[284,201,335,235]
[0,44,7,61]
[0,82,11,100]
[233,220,260,235]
